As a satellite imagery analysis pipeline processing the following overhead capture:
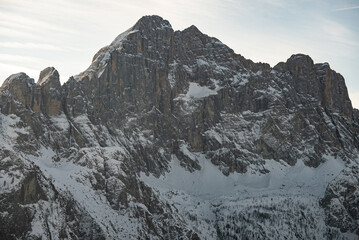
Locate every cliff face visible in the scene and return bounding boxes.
[0,15,358,239]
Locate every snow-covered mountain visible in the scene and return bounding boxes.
[0,15,358,239]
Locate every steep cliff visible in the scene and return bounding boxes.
[0,15,358,239]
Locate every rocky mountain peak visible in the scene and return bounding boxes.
[273,53,314,74]
[272,53,353,122]
[133,15,172,31]
[287,53,314,65]
[1,72,34,89]
[183,25,202,35]
[0,15,359,240]
[37,67,60,87]
[0,73,35,112]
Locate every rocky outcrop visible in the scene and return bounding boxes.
[0,173,106,239]
[37,67,62,116]
[321,166,359,235]
[0,73,38,114]
[0,68,62,116]
[275,54,353,122]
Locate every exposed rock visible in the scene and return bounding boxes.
[18,171,47,204]
[321,166,359,234]
[0,73,38,114]
[0,68,62,116]
[0,15,359,239]
[37,67,62,116]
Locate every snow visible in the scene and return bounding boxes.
[77,27,140,80]
[30,147,139,239]
[156,22,172,30]
[50,113,70,131]
[232,72,250,86]
[204,129,226,144]
[129,29,139,34]
[196,58,210,67]
[38,68,56,86]
[111,28,132,49]
[1,109,356,239]
[96,51,111,78]
[0,166,22,193]
[141,149,345,200]
[0,113,30,192]
[167,60,178,88]
[0,114,30,144]
[182,64,193,74]
[30,204,48,237]
[141,146,348,239]
[175,82,217,101]
[110,27,139,49]
[3,72,26,86]
[70,115,123,147]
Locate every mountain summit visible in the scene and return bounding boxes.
[1,15,358,239]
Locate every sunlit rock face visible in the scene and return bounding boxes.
[0,15,358,239]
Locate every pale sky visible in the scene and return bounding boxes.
[0,0,358,108]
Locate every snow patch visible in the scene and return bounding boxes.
[3,73,27,86]
[0,114,30,143]
[175,82,217,101]
[167,60,178,88]
[141,152,345,200]
[196,58,210,67]
[111,28,132,49]
[50,113,70,131]
[38,68,56,86]
[231,72,250,86]
[30,147,139,239]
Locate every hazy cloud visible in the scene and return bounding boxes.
[333,6,359,11]
[0,42,65,51]
[0,62,39,82]
[321,19,358,47]
[0,54,45,65]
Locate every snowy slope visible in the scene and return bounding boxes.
[141,146,356,239]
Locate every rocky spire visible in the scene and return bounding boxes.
[37,67,62,115]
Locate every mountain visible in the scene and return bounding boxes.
[0,15,358,239]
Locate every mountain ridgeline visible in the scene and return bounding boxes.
[0,15,358,239]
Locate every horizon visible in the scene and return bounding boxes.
[0,0,358,108]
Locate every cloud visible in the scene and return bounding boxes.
[0,54,45,68]
[333,6,359,11]
[0,42,64,51]
[0,12,78,35]
[0,62,39,82]
[320,19,358,47]
[0,26,44,41]
[256,0,286,7]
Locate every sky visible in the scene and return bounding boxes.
[0,0,358,108]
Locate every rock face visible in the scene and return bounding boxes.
[321,166,359,234]
[0,15,358,239]
[0,67,62,116]
[37,67,62,116]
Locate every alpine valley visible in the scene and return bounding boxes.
[0,15,358,240]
